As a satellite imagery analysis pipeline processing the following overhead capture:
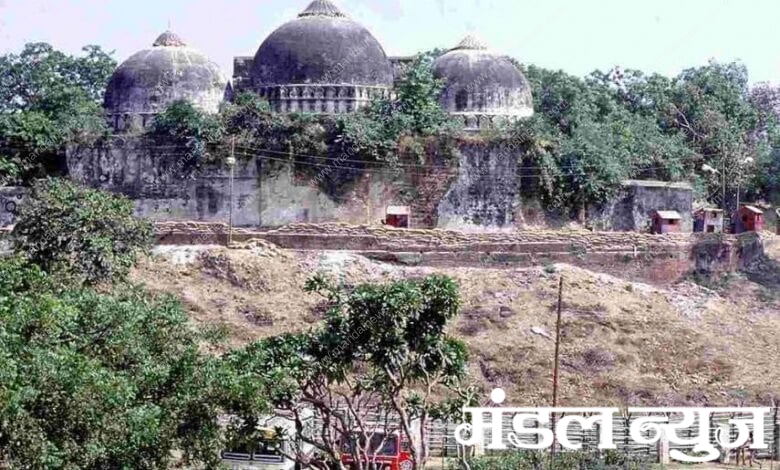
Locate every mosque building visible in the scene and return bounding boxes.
[60,0,694,234]
[103,0,534,132]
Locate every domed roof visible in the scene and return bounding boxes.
[432,34,533,117]
[104,31,227,116]
[252,0,393,87]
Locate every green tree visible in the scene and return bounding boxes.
[335,51,459,165]
[0,257,262,469]
[0,43,115,185]
[11,178,154,285]
[226,275,472,470]
[516,65,694,216]
[598,62,771,207]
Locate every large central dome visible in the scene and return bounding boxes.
[252,0,393,87]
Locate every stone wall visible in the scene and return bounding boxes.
[437,141,522,232]
[65,136,524,231]
[594,180,694,232]
[66,136,433,228]
[63,136,699,234]
[67,137,263,226]
[153,222,769,285]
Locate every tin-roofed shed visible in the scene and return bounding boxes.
[734,205,764,233]
[651,210,682,234]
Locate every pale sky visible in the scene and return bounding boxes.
[1,0,779,85]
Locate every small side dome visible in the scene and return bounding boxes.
[103,30,227,132]
[252,0,393,87]
[433,34,533,128]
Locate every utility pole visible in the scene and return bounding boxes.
[721,146,727,232]
[227,137,236,247]
[551,275,564,465]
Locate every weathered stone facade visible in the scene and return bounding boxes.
[594,180,694,232]
[437,141,523,231]
[254,84,391,114]
[64,137,529,230]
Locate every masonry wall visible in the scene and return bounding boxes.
[64,136,698,233]
[593,181,694,233]
[154,222,766,285]
[65,136,518,230]
[437,141,522,231]
[66,136,455,228]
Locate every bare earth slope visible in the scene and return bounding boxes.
[131,238,780,407]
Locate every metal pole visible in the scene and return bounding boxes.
[227,138,236,247]
[551,275,564,464]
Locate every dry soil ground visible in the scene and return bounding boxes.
[131,234,780,408]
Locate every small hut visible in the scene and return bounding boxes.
[693,208,724,233]
[734,205,764,233]
[651,210,682,234]
[384,206,410,228]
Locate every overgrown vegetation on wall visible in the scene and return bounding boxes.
[504,61,780,215]
[146,52,462,197]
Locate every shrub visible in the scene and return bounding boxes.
[0,257,249,469]
[151,100,224,161]
[11,178,154,284]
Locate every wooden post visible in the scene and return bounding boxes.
[551,276,564,464]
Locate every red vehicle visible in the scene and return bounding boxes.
[340,424,420,470]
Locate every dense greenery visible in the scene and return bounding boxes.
[0,257,268,469]
[511,61,779,215]
[11,178,154,285]
[0,43,115,185]
[151,100,225,162]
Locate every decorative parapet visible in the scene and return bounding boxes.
[105,112,161,134]
[256,84,392,113]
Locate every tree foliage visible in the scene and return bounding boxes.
[0,257,261,469]
[0,43,115,185]
[151,100,225,162]
[11,178,154,285]
[508,60,777,214]
[224,275,473,470]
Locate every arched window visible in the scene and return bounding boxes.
[455,90,469,111]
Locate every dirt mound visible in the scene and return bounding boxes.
[132,243,780,406]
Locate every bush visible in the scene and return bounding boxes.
[151,100,224,161]
[11,178,154,284]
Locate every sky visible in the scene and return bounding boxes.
[1,0,778,85]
